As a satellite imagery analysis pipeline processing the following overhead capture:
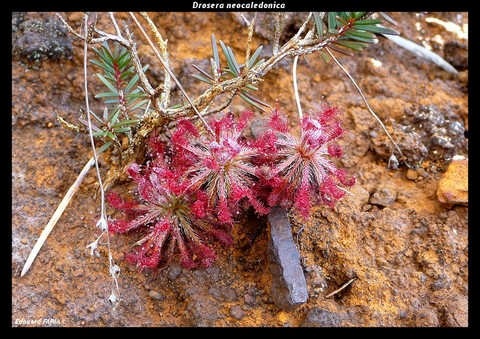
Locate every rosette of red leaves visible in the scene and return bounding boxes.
[107,146,233,270]
[259,106,356,219]
[172,111,270,223]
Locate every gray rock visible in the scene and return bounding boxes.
[267,207,308,310]
[167,265,182,280]
[244,293,257,306]
[431,279,445,291]
[301,308,344,327]
[208,285,238,302]
[401,105,467,162]
[230,306,245,320]
[12,17,73,63]
[370,186,397,207]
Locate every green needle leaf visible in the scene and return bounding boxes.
[353,24,399,35]
[125,66,148,93]
[335,39,368,51]
[192,64,214,80]
[93,47,114,68]
[126,92,147,99]
[88,110,103,123]
[113,127,131,133]
[328,44,354,56]
[239,93,265,111]
[354,18,383,25]
[128,99,150,112]
[192,73,214,84]
[248,45,263,69]
[335,15,349,26]
[211,34,220,69]
[318,50,330,63]
[352,12,366,19]
[227,46,241,75]
[102,41,114,62]
[345,30,379,44]
[240,90,270,110]
[104,98,120,104]
[109,107,122,126]
[97,73,118,94]
[97,141,113,155]
[328,12,338,33]
[90,59,112,73]
[313,12,324,41]
[79,118,102,132]
[95,92,119,99]
[379,12,397,26]
[105,131,116,141]
[219,40,238,76]
[117,50,131,70]
[92,130,107,138]
[124,74,140,93]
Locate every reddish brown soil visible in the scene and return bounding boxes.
[12,12,468,327]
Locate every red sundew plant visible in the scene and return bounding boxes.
[172,111,270,223]
[107,150,233,269]
[259,106,356,219]
[107,105,355,270]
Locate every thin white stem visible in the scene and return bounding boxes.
[292,55,303,120]
[108,12,122,37]
[325,47,404,159]
[83,15,106,219]
[337,186,355,196]
[82,14,120,304]
[240,14,251,26]
[20,157,95,277]
[325,278,356,298]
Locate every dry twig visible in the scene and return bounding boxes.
[325,277,357,298]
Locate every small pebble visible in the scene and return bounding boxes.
[20,238,28,245]
[370,186,397,207]
[406,169,418,180]
[437,158,468,205]
[432,279,445,291]
[230,306,244,320]
[361,204,372,212]
[47,122,53,128]
[149,290,165,301]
